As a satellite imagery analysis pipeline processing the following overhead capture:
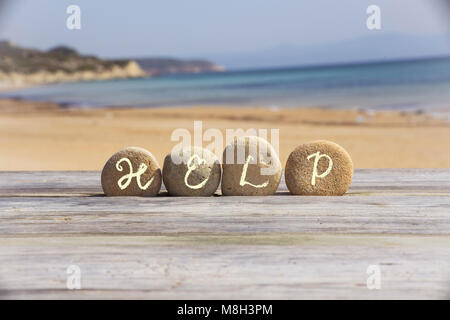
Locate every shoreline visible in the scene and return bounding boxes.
[1,98,449,170]
[3,86,450,121]
[3,91,450,117]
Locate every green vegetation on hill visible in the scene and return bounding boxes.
[0,41,133,74]
[0,41,224,88]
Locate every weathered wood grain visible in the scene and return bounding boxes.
[0,170,449,235]
[0,234,449,299]
[0,170,449,299]
[0,193,449,235]
[1,169,450,196]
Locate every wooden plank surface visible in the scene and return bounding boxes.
[0,169,449,299]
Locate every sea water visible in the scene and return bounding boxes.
[2,57,450,112]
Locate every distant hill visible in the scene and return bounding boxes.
[0,41,225,89]
[0,40,145,88]
[211,33,450,70]
[135,57,224,76]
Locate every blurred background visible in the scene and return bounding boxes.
[0,0,449,170]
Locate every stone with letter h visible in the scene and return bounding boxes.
[101,139,353,197]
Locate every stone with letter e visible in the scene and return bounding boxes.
[162,146,221,196]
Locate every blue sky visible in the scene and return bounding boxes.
[1,0,450,68]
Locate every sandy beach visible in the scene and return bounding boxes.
[1,98,449,170]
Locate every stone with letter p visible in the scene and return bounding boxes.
[101,147,162,196]
[285,140,353,196]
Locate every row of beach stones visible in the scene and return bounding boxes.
[101,137,353,197]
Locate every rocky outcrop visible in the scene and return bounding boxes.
[0,41,146,88]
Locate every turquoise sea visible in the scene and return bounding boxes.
[3,57,450,112]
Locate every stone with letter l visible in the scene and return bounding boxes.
[221,136,282,196]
